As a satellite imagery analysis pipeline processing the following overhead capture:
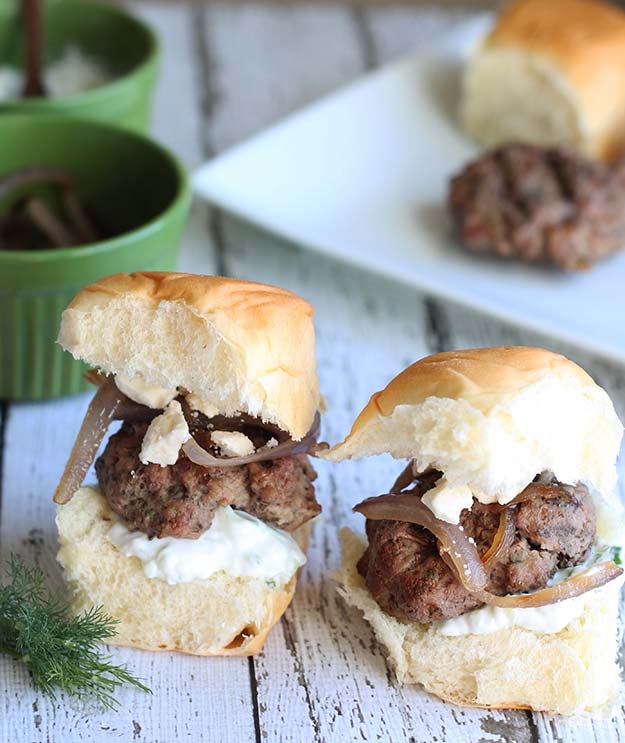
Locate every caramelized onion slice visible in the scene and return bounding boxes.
[182,412,321,468]
[390,461,419,494]
[471,561,623,609]
[53,378,125,504]
[354,491,489,591]
[481,507,515,566]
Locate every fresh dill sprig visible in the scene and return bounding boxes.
[0,554,151,709]
[611,545,623,566]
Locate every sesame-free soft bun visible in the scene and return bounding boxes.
[323,347,623,506]
[57,272,319,440]
[460,0,625,161]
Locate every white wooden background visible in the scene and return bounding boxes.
[2,3,625,741]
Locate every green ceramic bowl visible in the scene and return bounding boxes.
[0,1,158,132]
[0,116,190,400]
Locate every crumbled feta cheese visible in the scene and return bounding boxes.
[185,393,220,419]
[115,373,177,410]
[0,46,112,100]
[421,477,474,524]
[266,437,279,449]
[140,401,190,467]
[211,430,255,458]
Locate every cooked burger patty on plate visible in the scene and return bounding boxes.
[448,143,625,270]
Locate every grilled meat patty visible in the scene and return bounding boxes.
[448,144,625,270]
[95,420,319,539]
[357,471,596,623]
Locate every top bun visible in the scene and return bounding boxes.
[323,347,623,505]
[58,272,319,440]
[461,0,625,161]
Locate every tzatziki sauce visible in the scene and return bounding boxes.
[108,506,306,587]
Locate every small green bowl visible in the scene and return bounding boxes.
[0,115,190,401]
[0,1,158,132]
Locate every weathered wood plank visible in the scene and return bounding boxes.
[130,0,205,169]
[200,3,366,152]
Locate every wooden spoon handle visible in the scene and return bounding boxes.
[22,0,46,97]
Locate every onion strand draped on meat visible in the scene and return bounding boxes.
[471,562,622,608]
[53,378,126,504]
[355,488,623,609]
[354,491,489,590]
[390,461,419,494]
[481,507,515,566]
[55,374,322,504]
[182,412,321,468]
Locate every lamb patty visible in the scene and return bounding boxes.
[448,144,625,270]
[357,472,596,623]
[95,420,320,539]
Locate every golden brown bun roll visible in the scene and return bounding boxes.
[322,347,623,508]
[461,0,625,161]
[58,271,320,440]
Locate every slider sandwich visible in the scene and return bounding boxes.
[325,347,624,714]
[54,272,322,656]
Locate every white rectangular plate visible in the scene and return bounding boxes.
[193,16,624,363]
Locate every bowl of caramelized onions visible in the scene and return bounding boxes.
[0,115,189,400]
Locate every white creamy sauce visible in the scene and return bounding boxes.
[437,545,624,636]
[437,592,588,636]
[115,373,178,409]
[0,46,112,100]
[108,506,306,586]
[139,400,189,466]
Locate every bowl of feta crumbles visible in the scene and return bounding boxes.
[0,1,158,132]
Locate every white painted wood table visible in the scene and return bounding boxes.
[2,2,625,741]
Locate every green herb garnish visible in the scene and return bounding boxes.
[611,546,622,566]
[0,555,151,709]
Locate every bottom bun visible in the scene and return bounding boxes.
[56,487,309,656]
[339,529,621,715]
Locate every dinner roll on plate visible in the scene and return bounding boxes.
[461,0,625,161]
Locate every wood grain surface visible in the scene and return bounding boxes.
[1,3,624,742]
